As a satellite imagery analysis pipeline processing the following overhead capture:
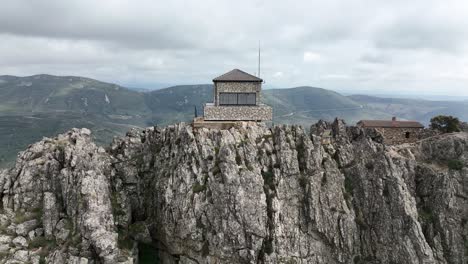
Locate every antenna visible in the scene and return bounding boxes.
[258,41,261,78]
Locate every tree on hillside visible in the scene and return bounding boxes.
[430,115,461,133]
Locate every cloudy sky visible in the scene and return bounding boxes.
[1,0,468,95]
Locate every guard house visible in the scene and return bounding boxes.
[203,69,272,122]
[357,117,424,144]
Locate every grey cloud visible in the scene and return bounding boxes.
[374,19,466,53]
[0,0,468,95]
[360,53,391,64]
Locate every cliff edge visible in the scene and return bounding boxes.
[0,120,466,263]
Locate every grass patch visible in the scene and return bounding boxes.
[0,252,9,259]
[111,193,127,217]
[235,153,242,165]
[418,206,434,222]
[448,159,464,171]
[192,183,206,193]
[365,162,374,170]
[28,236,49,249]
[344,177,354,195]
[13,210,40,224]
[355,211,368,230]
[262,170,275,190]
[129,222,147,234]
[117,229,134,250]
[321,174,327,187]
[34,237,57,261]
[298,175,308,187]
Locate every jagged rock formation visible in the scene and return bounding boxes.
[0,121,467,263]
[0,128,134,263]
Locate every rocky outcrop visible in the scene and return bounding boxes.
[1,121,467,263]
[0,128,135,263]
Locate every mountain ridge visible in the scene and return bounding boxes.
[1,74,467,167]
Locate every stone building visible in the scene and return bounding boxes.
[357,117,424,144]
[203,69,272,121]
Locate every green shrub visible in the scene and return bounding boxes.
[138,243,159,263]
[320,174,327,187]
[235,154,242,165]
[13,211,38,224]
[117,229,133,250]
[355,213,368,230]
[430,115,461,133]
[192,183,206,193]
[365,162,374,170]
[298,175,308,187]
[419,207,434,222]
[0,252,9,259]
[262,170,275,190]
[129,222,147,234]
[344,177,354,195]
[28,236,49,249]
[448,159,464,171]
[212,165,221,175]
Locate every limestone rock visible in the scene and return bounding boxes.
[12,236,27,248]
[0,122,467,263]
[15,219,38,236]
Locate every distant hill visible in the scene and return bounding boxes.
[349,95,468,125]
[263,87,391,125]
[1,74,467,167]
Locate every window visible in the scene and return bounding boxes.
[219,93,256,105]
[405,132,410,138]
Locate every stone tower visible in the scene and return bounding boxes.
[203,69,272,121]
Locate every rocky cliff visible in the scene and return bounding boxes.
[0,120,466,263]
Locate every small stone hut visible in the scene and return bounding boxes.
[203,69,272,121]
[357,117,424,144]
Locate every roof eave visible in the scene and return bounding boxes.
[213,79,263,83]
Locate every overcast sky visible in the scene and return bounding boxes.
[1,0,468,95]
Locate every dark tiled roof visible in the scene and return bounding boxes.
[358,120,424,128]
[213,69,263,82]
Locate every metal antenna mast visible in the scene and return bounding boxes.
[258,41,261,78]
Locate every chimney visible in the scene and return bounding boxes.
[392,117,397,121]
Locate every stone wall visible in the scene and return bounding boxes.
[376,127,422,145]
[214,82,261,105]
[204,104,272,121]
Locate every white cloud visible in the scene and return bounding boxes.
[303,52,321,62]
[273,72,284,78]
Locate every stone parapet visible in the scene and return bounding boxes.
[204,104,272,121]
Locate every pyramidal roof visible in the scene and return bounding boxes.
[213,69,263,82]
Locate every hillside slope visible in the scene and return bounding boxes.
[264,87,392,125]
[1,74,467,167]
[350,94,468,125]
[0,75,387,167]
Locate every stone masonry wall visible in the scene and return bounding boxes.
[215,82,261,105]
[377,127,422,145]
[204,104,272,121]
